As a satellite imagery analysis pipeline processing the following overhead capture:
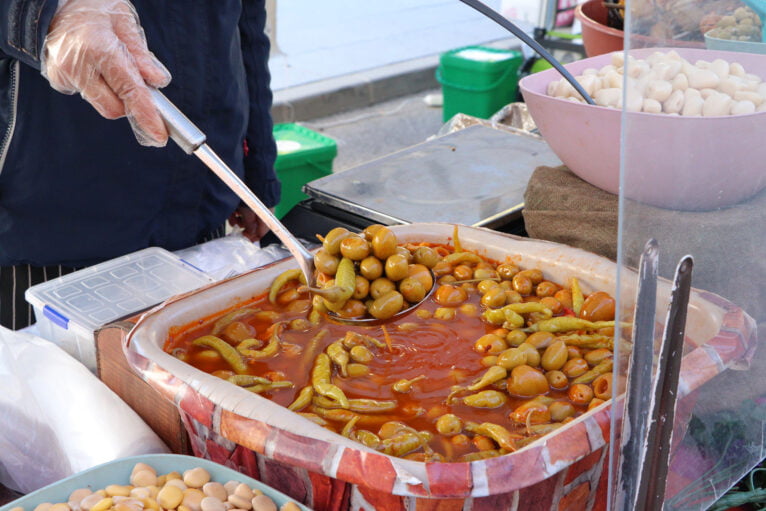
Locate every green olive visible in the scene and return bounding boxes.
[438,274,457,285]
[413,246,439,268]
[518,269,544,284]
[407,264,434,291]
[353,275,370,300]
[562,358,590,378]
[473,333,507,355]
[398,277,426,304]
[435,414,463,436]
[546,370,569,390]
[512,274,533,295]
[322,227,353,255]
[362,224,385,241]
[385,254,409,282]
[396,246,414,263]
[434,284,467,307]
[580,291,616,322]
[477,279,500,294]
[347,363,369,377]
[505,329,527,347]
[371,227,398,260]
[369,290,404,320]
[516,342,541,367]
[359,256,383,280]
[496,263,519,280]
[481,287,507,308]
[432,260,453,277]
[526,331,556,349]
[335,299,367,318]
[314,249,340,275]
[584,348,613,367]
[548,401,576,422]
[370,278,396,300]
[535,281,560,298]
[496,347,526,370]
[349,345,374,363]
[505,289,523,304]
[473,268,497,281]
[541,340,568,371]
[340,235,371,261]
[506,365,549,397]
[452,264,473,281]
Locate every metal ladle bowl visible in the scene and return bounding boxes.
[151,90,433,324]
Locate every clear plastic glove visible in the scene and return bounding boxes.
[41,0,171,146]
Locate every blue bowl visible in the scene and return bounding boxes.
[0,454,311,511]
[704,31,766,54]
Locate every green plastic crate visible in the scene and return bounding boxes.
[273,123,337,218]
[436,46,524,122]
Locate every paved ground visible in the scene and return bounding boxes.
[297,89,446,173]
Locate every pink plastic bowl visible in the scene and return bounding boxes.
[519,47,766,210]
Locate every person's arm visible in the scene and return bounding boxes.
[239,0,281,209]
[0,0,59,67]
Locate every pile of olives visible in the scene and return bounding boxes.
[707,7,762,42]
[313,225,436,320]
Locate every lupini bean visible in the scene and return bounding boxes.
[200,497,226,511]
[251,495,277,511]
[202,483,228,501]
[158,486,184,509]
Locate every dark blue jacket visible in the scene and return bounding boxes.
[0,0,280,266]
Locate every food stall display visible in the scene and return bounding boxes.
[123,224,753,510]
[164,225,622,462]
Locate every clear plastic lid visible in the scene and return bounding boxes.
[25,247,214,334]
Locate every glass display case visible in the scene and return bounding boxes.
[612,0,766,507]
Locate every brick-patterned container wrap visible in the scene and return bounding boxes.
[125,224,756,511]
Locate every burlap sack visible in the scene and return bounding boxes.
[523,165,766,324]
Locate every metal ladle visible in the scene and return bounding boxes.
[150,90,430,324]
[458,0,596,105]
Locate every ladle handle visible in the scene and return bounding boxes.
[458,0,596,105]
[150,89,316,281]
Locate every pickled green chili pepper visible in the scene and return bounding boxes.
[299,328,329,374]
[527,317,619,333]
[460,449,506,462]
[556,334,614,350]
[297,412,329,427]
[342,331,386,350]
[327,341,350,377]
[571,277,584,316]
[392,375,425,393]
[526,422,564,435]
[341,415,360,438]
[445,385,467,405]
[505,302,553,316]
[353,429,382,449]
[287,385,315,411]
[442,252,482,265]
[313,395,397,413]
[237,323,282,359]
[309,406,397,427]
[211,308,259,335]
[311,353,349,408]
[572,359,614,384]
[465,422,520,451]
[452,224,463,253]
[192,335,247,374]
[269,269,306,304]
[462,390,507,408]
[227,374,271,386]
[316,257,355,312]
[245,381,294,394]
[467,366,507,391]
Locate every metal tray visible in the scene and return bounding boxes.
[303,124,561,228]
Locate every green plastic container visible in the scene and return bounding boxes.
[273,123,337,218]
[436,46,524,122]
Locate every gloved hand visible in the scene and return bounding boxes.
[41,0,171,146]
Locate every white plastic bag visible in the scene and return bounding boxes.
[0,327,168,493]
